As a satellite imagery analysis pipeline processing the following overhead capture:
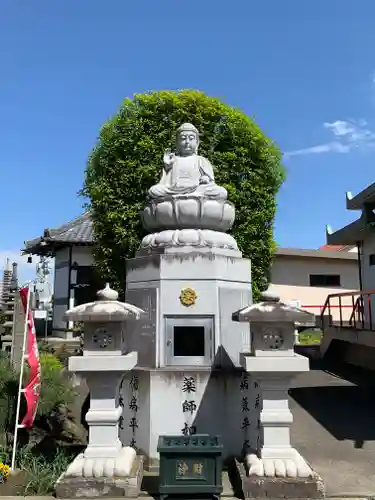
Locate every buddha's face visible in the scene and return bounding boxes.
[176,131,198,156]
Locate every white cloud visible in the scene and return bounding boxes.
[284,141,350,157]
[0,250,54,287]
[285,119,375,158]
[324,120,356,137]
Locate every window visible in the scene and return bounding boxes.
[173,326,205,357]
[309,274,341,287]
[369,254,375,267]
[164,316,213,366]
[76,266,94,286]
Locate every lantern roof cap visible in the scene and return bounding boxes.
[232,287,315,324]
[64,284,144,323]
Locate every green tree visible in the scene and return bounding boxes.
[81,90,285,300]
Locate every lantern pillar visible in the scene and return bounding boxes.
[233,289,325,498]
[55,284,145,498]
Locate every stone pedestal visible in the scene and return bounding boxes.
[126,246,252,369]
[55,285,145,498]
[141,196,237,251]
[118,368,261,469]
[123,245,254,466]
[233,289,326,498]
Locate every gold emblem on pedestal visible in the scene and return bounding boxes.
[179,287,197,307]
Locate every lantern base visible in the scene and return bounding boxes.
[245,449,314,478]
[240,353,310,372]
[55,449,144,498]
[242,469,325,499]
[242,451,325,498]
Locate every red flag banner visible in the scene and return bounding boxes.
[19,287,41,428]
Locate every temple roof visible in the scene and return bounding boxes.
[23,211,94,256]
[325,180,375,245]
[326,216,368,246]
[346,182,375,210]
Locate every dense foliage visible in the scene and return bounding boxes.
[0,352,76,444]
[0,352,82,495]
[81,90,285,299]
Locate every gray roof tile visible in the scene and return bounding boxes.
[23,211,94,254]
[51,213,94,244]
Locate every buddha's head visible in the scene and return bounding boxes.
[176,123,199,157]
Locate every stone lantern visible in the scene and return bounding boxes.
[55,284,145,498]
[233,288,324,497]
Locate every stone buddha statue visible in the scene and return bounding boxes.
[148,123,227,201]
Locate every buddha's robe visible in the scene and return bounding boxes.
[149,154,227,200]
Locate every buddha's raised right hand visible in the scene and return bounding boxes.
[163,149,175,168]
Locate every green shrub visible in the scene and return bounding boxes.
[19,447,73,495]
[34,353,76,417]
[0,353,76,434]
[81,89,285,300]
[0,353,19,443]
[38,341,82,367]
[0,444,74,495]
[0,354,81,495]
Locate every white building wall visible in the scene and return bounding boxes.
[271,256,358,288]
[270,255,359,321]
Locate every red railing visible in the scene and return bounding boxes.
[321,290,375,331]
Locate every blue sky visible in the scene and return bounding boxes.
[2,0,375,281]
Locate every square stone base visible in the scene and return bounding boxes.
[242,473,325,499]
[55,455,144,498]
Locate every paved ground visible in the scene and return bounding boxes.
[290,351,375,497]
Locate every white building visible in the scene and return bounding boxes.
[326,183,375,294]
[319,182,375,369]
[23,213,98,341]
[272,246,359,321]
[22,212,360,340]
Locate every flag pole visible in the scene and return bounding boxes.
[11,284,31,471]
